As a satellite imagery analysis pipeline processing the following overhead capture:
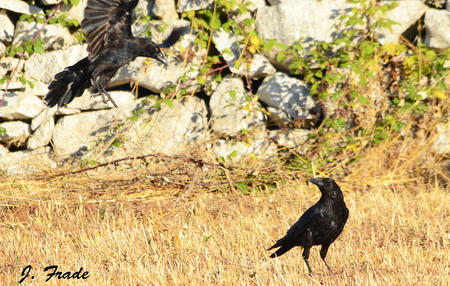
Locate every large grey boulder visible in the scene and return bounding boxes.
[66,90,136,111]
[256,0,349,47]
[0,0,42,15]
[51,100,134,157]
[213,29,276,78]
[0,147,56,175]
[0,81,26,91]
[13,21,76,51]
[63,0,87,24]
[27,108,56,150]
[135,0,178,21]
[377,1,428,45]
[110,96,208,158]
[27,118,54,150]
[257,72,316,121]
[153,0,178,21]
[0,10,14,43]
[176,0,213,12]
[0,121,31,147]
[0,144,7,156]
[31,107,56,131]
[0,42,5,55]
[210,131,277,161]
[424,9,450,49]
[432,123,449,155]
[210,76,265,136]
[42,0,62,5]
[238,0,266,12]
[269,129,310,149]
[109,55,197,92]
[0,93,44,120]
[24,44,88,84]
[257,0,427,71]
[0,57,24,78]
[256,0,350,71]
[0,57,27,91]
[257,0,427,46]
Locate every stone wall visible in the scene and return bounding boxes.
[0,0,448,175]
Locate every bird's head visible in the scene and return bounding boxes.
[309,177,344,200]
[142,41,168,66]
[152,46,168,66]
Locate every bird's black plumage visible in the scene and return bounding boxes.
[45,0,187,108]
[268,177,349,275]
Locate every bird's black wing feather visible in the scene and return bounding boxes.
[81,0,138,61]
[268,207,319,250]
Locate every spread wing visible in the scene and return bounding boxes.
[81,0,138,61]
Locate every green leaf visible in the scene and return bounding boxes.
[33,41,44,54]
[19,76,27,86]
[359,41,375,58]
[210,16,221,30]
[358,96,370,105]
[198,76,206,85]
[154,100,162,110]
[229,150,238,158]
[236,182,249,194]
[163,99,173,108]
[276,51,287,63]
[112,139,122,147]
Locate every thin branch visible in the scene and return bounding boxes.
[43,152,218,179]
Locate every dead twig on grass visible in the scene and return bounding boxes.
[41,153,218,180]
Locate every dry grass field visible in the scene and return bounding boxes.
[0,98,449,285]
[0,134,449,285]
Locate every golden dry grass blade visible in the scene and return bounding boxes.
[0,167,448,285]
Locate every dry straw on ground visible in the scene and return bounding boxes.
[0,99,449,285]
[1,135,449,285]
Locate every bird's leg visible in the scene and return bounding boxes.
[321,258,332,272]
[93,79,118,108]
[320,244,332,272]
[302,247,313,275]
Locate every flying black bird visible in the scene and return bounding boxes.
[44,0,187,108]
[268,177,349,275]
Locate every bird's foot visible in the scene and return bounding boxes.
[103,92,118,108]
[322,258,332,272]
[93,81,119,108]
[304,259,313,276]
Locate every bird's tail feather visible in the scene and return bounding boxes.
[44,57,91,107]
[269,244,294,258]
[267,235,288,251]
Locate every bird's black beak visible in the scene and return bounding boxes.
[155,51,168,66]
[309,178,321,186]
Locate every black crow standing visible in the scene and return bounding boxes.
[45,0,187,108]
[268,177,349,275]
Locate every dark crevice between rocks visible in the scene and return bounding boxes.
[248,77,264,95]
[5,10,21,27]
[3,143,26,152]
[258,100,280,131]
[109,84,153,99]
[193,90,213,127]
[402,14,426,46]
[423,0,447,9]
